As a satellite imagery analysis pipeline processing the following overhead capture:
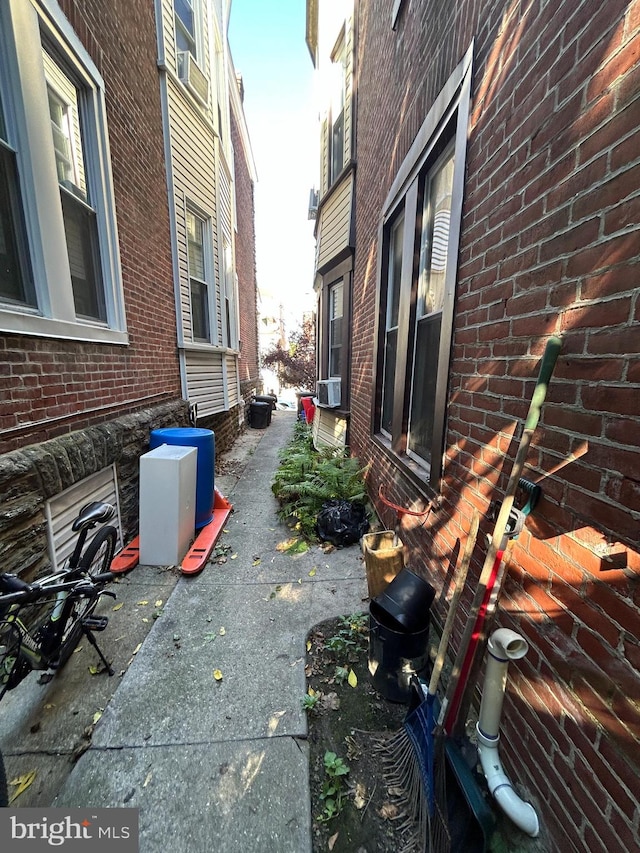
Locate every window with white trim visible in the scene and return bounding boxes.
[174,0,199,76]
[0,0,125,342]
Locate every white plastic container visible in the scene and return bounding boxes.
[139,444,197,565]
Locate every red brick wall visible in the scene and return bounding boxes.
[230,101,260,392]
[0,0,180,454]
[352,1,640,849]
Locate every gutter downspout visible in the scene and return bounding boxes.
[476,629,540,838]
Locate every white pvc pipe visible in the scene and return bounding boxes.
[476,629,540,838]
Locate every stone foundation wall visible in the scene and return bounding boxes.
[0,400,189,579]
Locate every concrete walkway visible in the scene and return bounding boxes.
[54,410,368,852]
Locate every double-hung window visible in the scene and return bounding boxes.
[0,0,125,343]
[187,209,210,342]
[175,0,198,76]
[373,48,472,493]
[44,50,104,322]
[329,34,346,185]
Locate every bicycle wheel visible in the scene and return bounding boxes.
[55,590,98,669]
[0,747,7,807]
[54,527,117,669]
[79,525,118,579]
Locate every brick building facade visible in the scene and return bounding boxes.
[346,1,639,849]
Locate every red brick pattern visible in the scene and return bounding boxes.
[0,0,180,453]
[351,1,640,848]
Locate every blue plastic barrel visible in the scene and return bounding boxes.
[149,427,215,529]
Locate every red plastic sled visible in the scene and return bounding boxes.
[110,488,233,576]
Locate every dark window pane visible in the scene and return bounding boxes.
[381,327,397,434]
[175,0,195,35]
[191,279,209,340]
[408,313,442,464]
[331,108,344,183]
[0,144,34,306]
[61,190,105,321]
[329,315,342,376]
[388,216,403,329]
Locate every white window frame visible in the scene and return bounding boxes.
[185,203,215,343]
[0,0,126,344]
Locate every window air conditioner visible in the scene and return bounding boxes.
[177,51,209,105]
[316,378,341,408]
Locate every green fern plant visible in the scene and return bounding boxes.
[272,424,368,541]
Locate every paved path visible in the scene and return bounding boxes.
[53,411,368,852]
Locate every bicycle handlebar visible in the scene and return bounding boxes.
[0,570,113,606]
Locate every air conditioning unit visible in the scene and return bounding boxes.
[316,378,341,408]
[308,188,319,220]
[177,51,209,105]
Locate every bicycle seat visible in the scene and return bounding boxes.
[72,501,115,532]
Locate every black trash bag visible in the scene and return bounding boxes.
[316,500,369,547]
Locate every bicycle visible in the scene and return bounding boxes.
[0,500,119,806]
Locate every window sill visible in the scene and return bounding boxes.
[371,432,440,504]
[182,341,239,356]
[0,310,128,345]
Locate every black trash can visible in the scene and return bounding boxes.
[368,601,431,703]
[249,401,270,429]
[254,394,277,411]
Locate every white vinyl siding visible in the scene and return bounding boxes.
[316,173,353,270]
[158,0,241,417]
[45,465,123,572]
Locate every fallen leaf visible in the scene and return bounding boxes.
[112,602,124,611]
[354,782,367,809]
[143,772,153,788]
[308,568,316,577]
[92,710,103,725]
[320,692,340,711]
[88,665,100,675]
[308,686,316,697]
[213,669,223,681]
[306,640,312,652]
[219,627,226,636]
[137,600,148,606]
[378,801,399,820]
[142,618,149,623]
[252,558,261,566]
[231,554,238,560]
[9,770,37,803]
[348,669,358,688]
[132,643,142,655]
[155,600,163,607]
[328,832,339,851]
[223,528,229,533]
